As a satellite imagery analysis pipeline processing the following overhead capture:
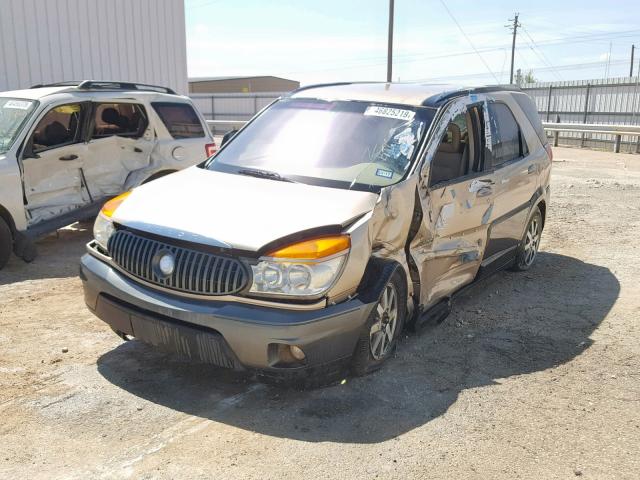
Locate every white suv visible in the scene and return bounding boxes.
[0,81,216,269]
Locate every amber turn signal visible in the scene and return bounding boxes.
[267,235,350,259]
[101,191,131,218]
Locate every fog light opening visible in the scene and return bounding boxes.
[289,345,306,361]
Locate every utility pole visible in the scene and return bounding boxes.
[631,44,636,77]
[507,13,521,84]
[387,0,394,83]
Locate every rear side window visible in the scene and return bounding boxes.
[91,103,147,139]
[152,102,205,139]
[487,103,527,168]
[512,92,547,146]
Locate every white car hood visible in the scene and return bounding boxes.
[111,167,379,251]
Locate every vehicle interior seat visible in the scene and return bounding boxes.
[41,121,70,147]
[430,122,468,185]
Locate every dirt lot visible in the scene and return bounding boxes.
[1,146,639,479]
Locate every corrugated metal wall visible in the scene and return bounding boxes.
[522,76,640,152]
[0,0,188,94]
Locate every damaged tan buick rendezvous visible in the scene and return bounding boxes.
[81,82,551,383]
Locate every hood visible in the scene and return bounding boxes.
[111,167,379,251]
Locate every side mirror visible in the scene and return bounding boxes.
[221,129,237,147]
[21,138,40,159]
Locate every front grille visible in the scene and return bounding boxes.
[108,230,249,296]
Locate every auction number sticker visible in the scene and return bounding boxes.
[3,100,33,110]
[364,105,415,121]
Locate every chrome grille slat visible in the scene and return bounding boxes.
[107,230,248,296]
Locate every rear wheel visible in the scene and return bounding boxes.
[511,208,543,271]
[0,218,13,270]
[351,269,406,376]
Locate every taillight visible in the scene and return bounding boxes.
[544,143,553,162]
[205,142,217,157]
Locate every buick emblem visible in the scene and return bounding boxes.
[157,252,175,277]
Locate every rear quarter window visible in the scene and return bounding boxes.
[512,92,547,146]
[151,102,205,139]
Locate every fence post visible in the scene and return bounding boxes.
[546,85,553,121]
[210,96,215,121]
[581,83,591,148]
[614,135,622,153]
[554,114,560,147]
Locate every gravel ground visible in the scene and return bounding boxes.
[1,147,639,479]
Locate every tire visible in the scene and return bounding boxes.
[510,207,543,271]
[351,268,407,376]
[0,217,13,270]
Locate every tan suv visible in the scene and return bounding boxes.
[80,82,551,384]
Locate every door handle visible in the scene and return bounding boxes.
[134,147,143,153]
[476,186,493,197]
[59,154,78,161]
[527,164,536,174]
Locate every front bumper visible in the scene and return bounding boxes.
[80,253,374,373]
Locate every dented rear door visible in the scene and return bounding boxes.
[83,101,155,198]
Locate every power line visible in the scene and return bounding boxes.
[437,0,499,83]
[409,58,629,83]
[520,25,563,81]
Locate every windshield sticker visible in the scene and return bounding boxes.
[376,168,393,179]
[3,100,32,110]
[365,106,415,121]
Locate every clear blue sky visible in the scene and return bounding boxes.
[185,0,640,85]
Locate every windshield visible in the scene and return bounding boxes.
[0,98,37,154]
[205,98,436,191]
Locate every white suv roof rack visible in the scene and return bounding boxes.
[30,80,177,95]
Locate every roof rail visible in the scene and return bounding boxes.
[423,84,522,107]
[30,80,176,95]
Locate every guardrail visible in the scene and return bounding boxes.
[542,121,640,152]
[206,120,248,135]
[207,119,639,153]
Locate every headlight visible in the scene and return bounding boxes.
[249,235,350,298]
[93,213,115,251]
[93,191,131,251]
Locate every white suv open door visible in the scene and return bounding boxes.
[21,102,90,225]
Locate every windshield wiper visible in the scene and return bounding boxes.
[237,168,296,183]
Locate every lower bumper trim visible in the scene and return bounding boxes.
[97,294,243,371]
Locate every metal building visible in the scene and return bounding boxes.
[0,0,188,94]
[189,76,300,94]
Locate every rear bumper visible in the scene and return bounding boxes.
[81,253,374,373]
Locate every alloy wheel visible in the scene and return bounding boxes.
[523,216,541,267]
[369,283,398,360]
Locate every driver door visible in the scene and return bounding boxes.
[411,98,498,307]
[21,102,91,225]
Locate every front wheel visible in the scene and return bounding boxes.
[511,208,543,271]
[0,218,13,270]
[351,269,406,376]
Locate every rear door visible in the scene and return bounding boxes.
[20,102,90,225]
[480,98,538,264]
[84,101,155,197]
